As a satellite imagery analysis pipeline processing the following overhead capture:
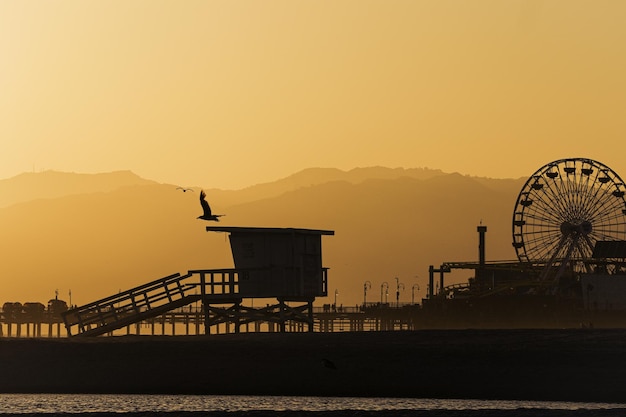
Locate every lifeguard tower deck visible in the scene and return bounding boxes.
[62,227,334,337]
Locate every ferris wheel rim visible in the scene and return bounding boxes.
[512,158,626,266]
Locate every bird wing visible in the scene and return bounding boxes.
[199,190,212,216]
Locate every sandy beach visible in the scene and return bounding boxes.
[0,329,625,404]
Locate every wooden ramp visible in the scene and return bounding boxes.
[62,269,240,337]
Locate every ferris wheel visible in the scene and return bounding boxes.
[512,158,626,278]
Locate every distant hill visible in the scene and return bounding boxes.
[0,170,157,208]
[203,166,450,206]
[0,168,527,308]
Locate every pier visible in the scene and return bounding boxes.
[0,302,421,338]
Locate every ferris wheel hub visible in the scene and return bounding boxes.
[560,220,592,236]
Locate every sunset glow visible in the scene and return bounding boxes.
[2,1,625,189]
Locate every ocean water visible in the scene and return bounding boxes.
[0,394,624,415]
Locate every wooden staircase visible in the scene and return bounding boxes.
[62,269,240,337]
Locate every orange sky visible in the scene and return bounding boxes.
[1,1,625,190]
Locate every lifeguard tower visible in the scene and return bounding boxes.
[62,227,334,336]
[202,226,334,333]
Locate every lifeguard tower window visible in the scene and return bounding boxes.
[206,227,334,299]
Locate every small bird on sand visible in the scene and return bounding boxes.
[197,190,224,222]
[176,187,194,192]
[321,358,337,370]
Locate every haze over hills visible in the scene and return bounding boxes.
[200,166,450,207]
[0,170,157,208]
[0,167,526,308]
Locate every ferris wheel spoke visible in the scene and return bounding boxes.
[573,167,599,218]
[523,210,563,225]
[592,226,626,239]
[582,184,620,219]
[595,216,626,227]
[522,229,562,241]
[526,244,552,261]
[579,167,606,213]
[524,233,563,258]
[591,229,625,242]
[572,186,596,218]
[522,232,559,249]
[520,230,562,244]
[532,244,562,261]
[541,177,574,219]
[577,163,598,204]
[524,226,562,239]
[596,216,626,230]
[573,162,595,214]
[589,210,626,230]
[530,193,569,223]
[521,222,561,232]
[517,190,564,224]
[585,170,616,206]
[585,195,625,224]
[562,167,580,212]
[536,168,570,214]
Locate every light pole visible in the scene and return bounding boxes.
[334,289,339,310]
[363,280,371,307]
[395,277,404,307]
[412,284,420,304]
[381,282,388,304]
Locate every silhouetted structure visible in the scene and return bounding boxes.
[62,227,334,336]
[0,299,67,337]
[31,157,626,334]
[420,158,626,328]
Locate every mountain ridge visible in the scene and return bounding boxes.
[0,166,519,209]
[0,167,524,307]
[0,170,157,208]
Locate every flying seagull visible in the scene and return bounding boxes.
[198,190,224,222]
[176,187,194,192]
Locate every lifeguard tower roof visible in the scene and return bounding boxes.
[205,226,334,236]
[206,226,334,299]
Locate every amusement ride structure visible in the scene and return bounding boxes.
[513,157,626,281]
[427,157,626,327]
